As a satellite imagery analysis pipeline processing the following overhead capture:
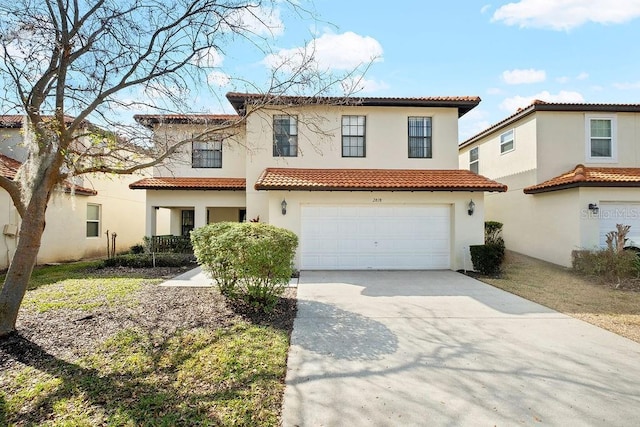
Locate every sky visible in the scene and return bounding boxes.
[191,0,640,142]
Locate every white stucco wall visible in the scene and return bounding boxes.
[245,104,462,222]
[459,114,538,180]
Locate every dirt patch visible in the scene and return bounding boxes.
[471,250,640,343]
[1,274,297,371]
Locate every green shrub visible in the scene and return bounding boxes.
[191,222,298,312]
[572,249,639,283]
[485,221,504,247]
[102,253,196,268]
[130,243,145,254]
[470,243,504,275]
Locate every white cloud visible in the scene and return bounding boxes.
[492,0,640,31]
[557,72,589,84]
[502,68,546,84]
[613,81,640,90]
[459,108,492,141]
[486,87,504,95]
[207,71,231,87]
[341,75,389,95]
[227,5,284,37]
[500,90,585,112]
[481,4,492,14]
[192,48,224,68]
[263,31,383,72]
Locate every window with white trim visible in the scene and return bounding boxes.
[469,147,479,173]
[500,129,514,154]
[273,115,298,157]
[408,116,432,158]
[342,115,366,157]
[192,140,222,168]
[586,115,617,162]
[86,204,101,238]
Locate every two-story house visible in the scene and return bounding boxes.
[459,101,640,267]
[131,92,507,271]
[0,115,148,269]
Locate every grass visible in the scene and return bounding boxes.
[479,250,640,343]
[1,262,293,426]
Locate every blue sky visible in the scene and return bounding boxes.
[166,0,640,141]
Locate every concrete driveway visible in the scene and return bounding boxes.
[282,271,640,426]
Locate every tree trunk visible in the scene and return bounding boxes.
[0,191,48,337]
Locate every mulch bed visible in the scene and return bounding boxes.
[0,266,297,371]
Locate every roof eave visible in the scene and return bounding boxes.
[255,185,507,192]
[524,181,640,194]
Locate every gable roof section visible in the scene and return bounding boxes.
[0,154,97,196]
[226,92,481,118]
[0,154,21,179]
[459,100,640,149]
[524,164,640,194]
[133,114,240,129]
[254,168,507,192]
[129,177,246,191]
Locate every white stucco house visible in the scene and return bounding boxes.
[458,100,640,267]
[0,115,147,269]
[131,92,507,271]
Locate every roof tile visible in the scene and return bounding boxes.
[129,177,246,190]
[524,164,640,194]
[254,168,507,192]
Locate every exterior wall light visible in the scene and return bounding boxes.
[468,199,475,216]
[588,203,599,213]
[281,198,287,215]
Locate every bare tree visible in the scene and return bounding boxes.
[0,0,368,336]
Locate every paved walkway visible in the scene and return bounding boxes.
[282,270,640,426]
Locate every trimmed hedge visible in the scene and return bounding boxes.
[470,243,505,276]
[191,222,298,312]
[102,253,196,268]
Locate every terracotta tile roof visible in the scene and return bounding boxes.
[0,153,96,195]
[0,114,82,128]
[460,100,640,148]
[524,164,640,194]
[129,177,246,190]
[254,168,507,192]
[226,92,481,118]
[134,114,240,128]
[0,154,21,179]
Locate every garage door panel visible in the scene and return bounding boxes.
[599,203,640,247]
[301,205,451,270]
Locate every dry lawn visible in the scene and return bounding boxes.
[479,251,640,344]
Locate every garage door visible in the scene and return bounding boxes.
[301,205,450,270]
[599,203,640,247]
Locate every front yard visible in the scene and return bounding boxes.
[478,250,640,343]
[0,263,296,426]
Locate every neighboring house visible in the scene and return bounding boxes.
[0,115,147,269]
[131,92,506,271]
[458,101,640,267]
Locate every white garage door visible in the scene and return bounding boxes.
[301,205,450,270]
[599,203,640,247]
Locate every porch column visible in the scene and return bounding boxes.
[194,203,208,230]
[146,205,157,237]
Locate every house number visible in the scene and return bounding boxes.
[372,198,383,203]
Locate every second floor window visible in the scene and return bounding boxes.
[469,147,479,174]
[273,115,298,157]
[192,140,222,168]
[408,117,432,158]
[500,129,514,154]
[588,117,615,159]
[342,115,366,157]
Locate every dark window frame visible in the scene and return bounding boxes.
[341,115,366,158]
[408,116,432,158]
[273,115,298,157]
[181,209,195,237]
[192,139,222,168]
